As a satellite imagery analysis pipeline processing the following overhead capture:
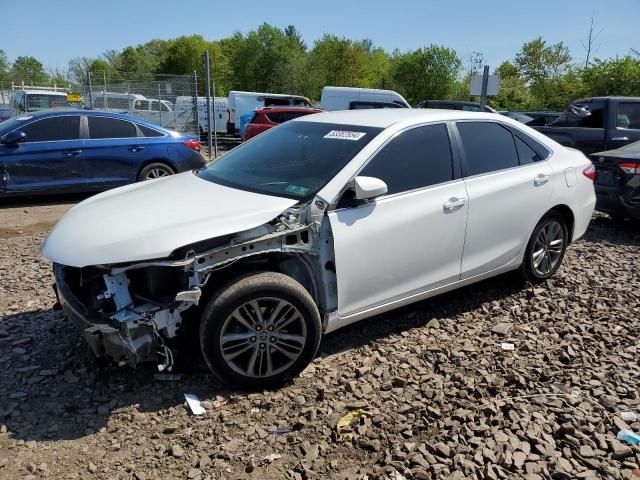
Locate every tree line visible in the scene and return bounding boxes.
[1,22,639,111]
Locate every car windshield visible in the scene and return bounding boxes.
[197,121,382,201]
[26,94,70,110]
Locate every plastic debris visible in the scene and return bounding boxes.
[619,411,638,423]
[336,409,370,440]
[617,429,640,446]
[184,393,205,415]
[262,453,282,463]
[270,427,291,436]
[212,395,228,409]
[154,373,182,381]
[500,342,515,351]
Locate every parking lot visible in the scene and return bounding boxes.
[0,198,638,480]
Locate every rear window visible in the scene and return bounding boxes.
[550,101,605,128]
[458,122,519,176]
[88,116,138,139]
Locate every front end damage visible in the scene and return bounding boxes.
[53,202,337,371]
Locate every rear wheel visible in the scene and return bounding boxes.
[137,162,174,182]
[199,272,322,389]
[519,213,568,283]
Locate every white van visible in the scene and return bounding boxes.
[226,91,312,135]
[319,86,410,111]
[90,93,174,127]
[11,89,71,115]
[173,96,228,135]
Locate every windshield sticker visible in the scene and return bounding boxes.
[16,116,33,121]
[324,130,367,141]
[285,184,310,196]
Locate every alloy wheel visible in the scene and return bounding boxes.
[218,297,307,378]
[145,167,171,180]
[532,219,565,276]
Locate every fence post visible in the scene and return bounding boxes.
[192,71,199,140]
[203,51,213,161]
[87,72,93,109]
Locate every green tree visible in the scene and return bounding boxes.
[0,49,9,85]
[582,56,640,96]
[390,45,461,105]
[11,56,48,84]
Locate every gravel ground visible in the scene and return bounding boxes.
[0,202,638,480]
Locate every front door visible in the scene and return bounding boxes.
[328,123,468,317]
[2,114,86,193]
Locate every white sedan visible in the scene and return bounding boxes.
[42,109,596,389]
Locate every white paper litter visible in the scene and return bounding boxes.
[500,342,515,351]
[184,393,205,415]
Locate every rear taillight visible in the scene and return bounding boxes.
[619,162,640,175]
[582,164,597,181]
[184,140,201,151]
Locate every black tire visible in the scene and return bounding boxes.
[199,272,322,390]
[137,162,175,182]
[519,213,568,283]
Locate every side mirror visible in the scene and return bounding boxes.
[2,130,27,145]
[354,176,388,201]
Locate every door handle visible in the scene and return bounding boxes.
[129,146,145,152]
[534,173,550,186]
[443,197,466,212]
[63,149,82,157]
[611,136,629,142]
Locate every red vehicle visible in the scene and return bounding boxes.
[243,107,323,140]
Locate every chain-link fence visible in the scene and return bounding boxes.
[80,71,199,136]
[0,72,200,136]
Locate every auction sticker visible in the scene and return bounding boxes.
[324,130,367,141]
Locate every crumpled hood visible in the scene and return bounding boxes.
[41,172,298,267]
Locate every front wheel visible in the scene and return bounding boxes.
[199,272,322,389]
[519,213,568,283]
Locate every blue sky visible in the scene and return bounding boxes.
[1,0,638,71]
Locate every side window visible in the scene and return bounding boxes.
[160,102,171,112]
[138,124,164,137]
[88,117,138,139]
[514,135,541,165]
[458,122,519,176]
[20,116,80,142]
[134,100,149,111]
[617,103,640,130]
[264,97,290,107]
[360,124,453,195]
[265,112,286,124]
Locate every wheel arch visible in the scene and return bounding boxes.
[545,204,575,243]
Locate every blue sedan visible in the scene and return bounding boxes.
[0,110,206,197]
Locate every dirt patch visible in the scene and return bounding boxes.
[0,206,639,480]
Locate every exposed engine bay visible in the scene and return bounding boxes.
[53,201,338,371]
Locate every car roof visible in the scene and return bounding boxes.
[255,107,323,113]
[292,108,505,128]
[7,109,182,134]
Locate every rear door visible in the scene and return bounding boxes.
[456,121,554,278]
[2,115,86,193]
[329,123,468,316]
[83,116,153,187]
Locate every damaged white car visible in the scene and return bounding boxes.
[41,109,596,389]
